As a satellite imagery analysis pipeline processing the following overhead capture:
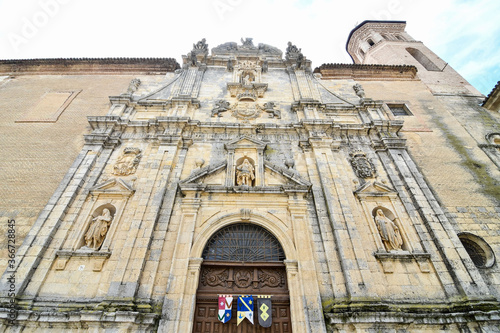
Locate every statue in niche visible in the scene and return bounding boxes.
[236,158,255,186]
[227,59,234,71]
[353,83,366,98]
[374,209,403,251]
[84,208,113,250]
[113,148,142,176]
[242,74,252,86]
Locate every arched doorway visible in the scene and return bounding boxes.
[193,223,292,332]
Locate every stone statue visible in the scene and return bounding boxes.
[286,42,300,54]
[296,52,304,69]
[374,209,403,251]
[262,60,268,73]
[125,78,141,94]
[236,158,255,186]
[353,83,366,98]
[190,52,197,66]
[113,148,142,176]
[84,208,113,250]
[242,74,252,85]
[227,59,234,72]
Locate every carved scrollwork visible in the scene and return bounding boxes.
[201,268,229,287]
[211,100,231,117]
[259,269,284,288]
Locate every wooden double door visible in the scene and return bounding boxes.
[193,261,292,333]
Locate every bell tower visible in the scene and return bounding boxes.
[346,20,481,95]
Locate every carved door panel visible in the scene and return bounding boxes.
[193,262,292,333]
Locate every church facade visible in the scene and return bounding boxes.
[0,21,499,332]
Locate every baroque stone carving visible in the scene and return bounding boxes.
[211,100,231,117]
[240,37,255,49]
[350,150,376,178]
[374,209,403,251]
[84,208,113,250]
[236,158,255,186]
[113,148,142,176]
[353,83,366,98]
[286,42,301,60]
[124,78,141,95]
[263,101,281,119]
[231,102,262,120]
[193,38,208,53]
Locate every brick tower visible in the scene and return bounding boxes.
[346,20,481,96]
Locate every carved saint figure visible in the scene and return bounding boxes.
[236,158,255,186]
[374,209,403,251]
[125,78,141,94]
[85,208,113,250]
[242,74,252,85]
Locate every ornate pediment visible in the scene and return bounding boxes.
[224,135,267,151]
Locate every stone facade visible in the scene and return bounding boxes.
[0,22,499,332]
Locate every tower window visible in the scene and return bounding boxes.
[367,39,375,47]
[387,103,412,116]
[406,47,441,71]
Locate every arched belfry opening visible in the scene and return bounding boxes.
[193,223,292,332]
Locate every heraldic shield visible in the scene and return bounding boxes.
[237,295,254,325]
[218,295,233,323]
[257,297,272,327]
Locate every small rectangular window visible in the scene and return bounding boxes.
[387,103,412,116]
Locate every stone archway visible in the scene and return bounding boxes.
[192,223,292,333]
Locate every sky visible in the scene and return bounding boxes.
[0,0,498,95]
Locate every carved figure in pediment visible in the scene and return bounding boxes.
[113,148,142,176]
[84,208,113,250]
[211,100,231,117]
[263,101,281,119]
[375,209,403,251]
[353,83,366,98]
[236,158,255,186]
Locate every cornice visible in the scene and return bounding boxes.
[314,63,417,80]
[0,57,180,75]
